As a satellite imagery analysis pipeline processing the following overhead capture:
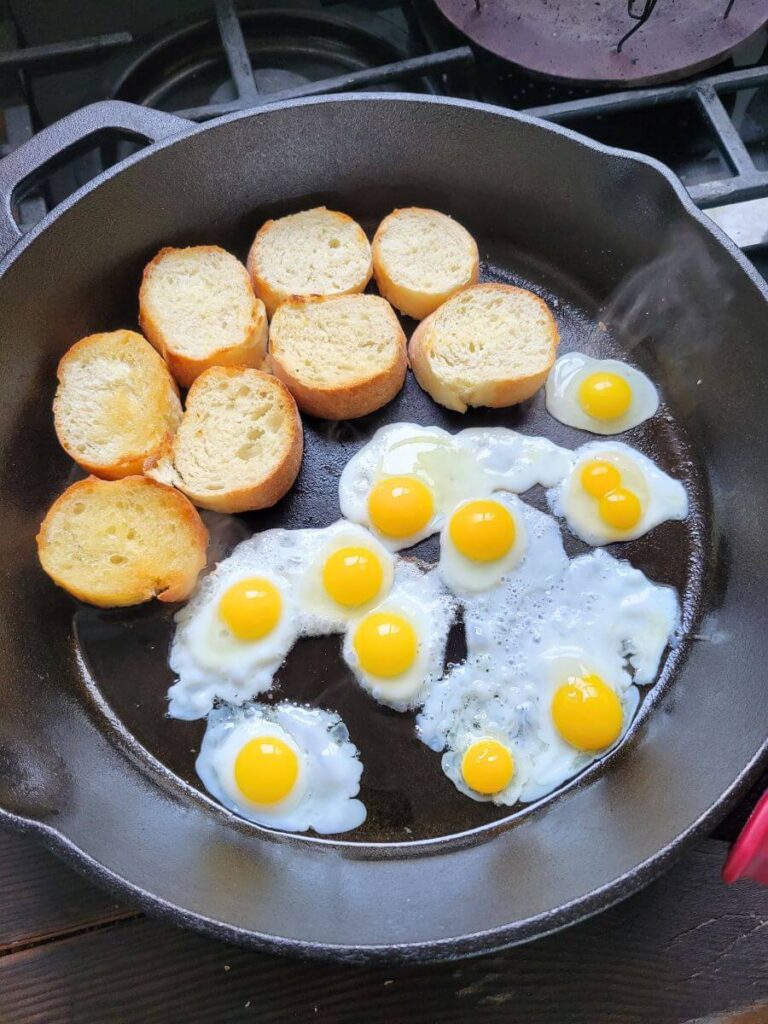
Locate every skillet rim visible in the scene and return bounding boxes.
[1,92,766,963]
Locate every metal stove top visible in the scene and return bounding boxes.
[3,1,768,261]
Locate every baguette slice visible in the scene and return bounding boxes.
[146,367,303,514]
[269,294,407,420]
[247,207,372,318]
[37,475,208,607]
[408,283,559,413]
[372,207,479,320]
[139,245,268,388]
[53,330,182,480]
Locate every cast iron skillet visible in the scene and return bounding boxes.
[0,95,766,963]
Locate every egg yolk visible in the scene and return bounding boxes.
[598,487,642,531]
[578,372,632,421]
[234,736,299,805]
[580,459,622,498]
[353,611,417,678]
[367,475,434,539]
[322,546,384,607]
[449,500,516,562]
[551,673,623,751]
[461,738,515,795]
[219,578,282,640]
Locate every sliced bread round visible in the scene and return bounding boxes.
[408,283,559,413]
[139,245,268,388]
[269,294,407,419]
[37,475,208,607]
[247,207,372,317]
[53,329,182,480]
[146,367,303,513]
[372,207,479,320]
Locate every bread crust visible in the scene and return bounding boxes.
[246,208,373,318]
[408,283,559,413]
[53,330,182,480]
[147,367,304,514]
[372,207,479,321]
[36,475,208,607]
[139,245,268,389]
[269,295,407,420]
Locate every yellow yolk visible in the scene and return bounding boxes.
[449,500,516,562]
[353,611,417,678]
[461,738,515,795]
[598,487,642,531]
[551,673,623,751]
[578,372,632,421]
[234,736,299,805]
[219,577,282,640]
[322,546,384,607]
[367,475,434,539]
[580,459,622,499]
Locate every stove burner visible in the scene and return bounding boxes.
[433,0,768,86]
[111,5,440,115]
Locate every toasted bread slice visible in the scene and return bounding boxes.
[372,207,479,320]
[37,475,208,607]
[146,367,303,513]
[53,329,182,480]
[408,283,559,413]
[247,207,372,317]
[139,245,268,388]
[269,294,407,420]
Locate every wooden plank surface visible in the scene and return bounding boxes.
[0,832,765,1024]
[0,829,136,953]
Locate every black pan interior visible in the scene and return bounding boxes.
[1,98,765,958]
[69,205,706,844]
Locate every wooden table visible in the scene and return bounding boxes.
[2,792,767,1023]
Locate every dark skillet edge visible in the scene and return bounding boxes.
[1,740,766,964]
[1,92,767,962]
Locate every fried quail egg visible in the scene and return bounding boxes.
[297,521,395,629]
[196,702,366,834]
[338,423,572,550]
[548,440,688,545]
[546,352,659,434]
[418,654,534,805]
[342,566,457,710]
[439,493,528,593]
[522,646,640,802]
[169,570,297,720]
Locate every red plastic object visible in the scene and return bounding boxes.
[722,790,768,884]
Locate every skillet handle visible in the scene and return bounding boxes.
[0,100,187,260]
[722,790,768,885]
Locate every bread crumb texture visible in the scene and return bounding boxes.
[248,207,372,315]
[410,284,559,412]
[373,207,479,319]
[139,246,267,386]
[36,475,208,607]
[155,367,303,512]
[53,330,181,479]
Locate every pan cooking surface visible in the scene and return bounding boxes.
[71,217,707,845]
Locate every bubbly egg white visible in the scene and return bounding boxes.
[547,440,689,546]
[196,702,366,834]
[546,352,660,435]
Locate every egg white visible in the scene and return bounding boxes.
[342,565,457,711]
[196,702,366,834]
[547,440,688,545]
[169,569,297,720]
[546,352,659,434]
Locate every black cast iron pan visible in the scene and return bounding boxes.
[0,95,766,963]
